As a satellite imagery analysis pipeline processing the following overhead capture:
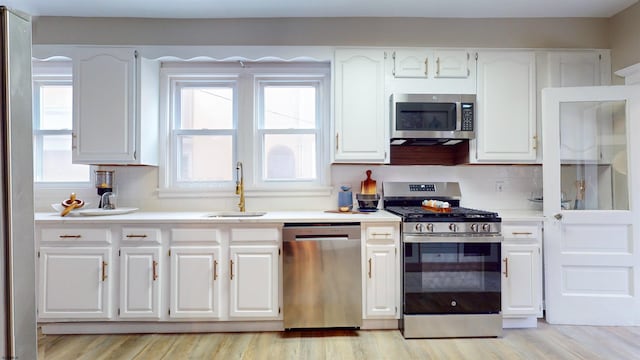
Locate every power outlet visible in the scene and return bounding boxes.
[495,181,504,192]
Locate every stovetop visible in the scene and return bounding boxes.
[385,206,501,222]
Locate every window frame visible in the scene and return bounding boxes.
[159,62,331,197]
[32,61,91,189]
[254,76,328,186]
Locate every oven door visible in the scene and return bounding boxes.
[403,235,502,315]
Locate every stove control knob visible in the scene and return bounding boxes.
[426,223,434,232]
[415,223,425,233]
[482,223,491,232]
[449,223,458,232]
[470,223,479,232]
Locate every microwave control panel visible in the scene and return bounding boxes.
[461,103,474,131]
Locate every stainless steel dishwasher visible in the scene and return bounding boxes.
[283,223,362,329]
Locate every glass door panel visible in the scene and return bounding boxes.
[559,100,628,211]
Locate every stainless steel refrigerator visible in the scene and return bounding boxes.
[0,6,37,359]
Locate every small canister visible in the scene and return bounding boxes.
[338,185,353,212]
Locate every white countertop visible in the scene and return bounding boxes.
[34,210,402,224]
[495,210,544,222]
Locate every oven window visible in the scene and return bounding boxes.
[404,242,501,314]
[396,102,457,131]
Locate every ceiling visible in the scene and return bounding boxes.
[6,0,639,19]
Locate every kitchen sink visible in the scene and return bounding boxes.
[205,211,266,218]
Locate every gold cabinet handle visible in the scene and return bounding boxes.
[436,57,440,76]
[102,261,108,281]
[230,259,234,280]
[503,258,509,278]
[152,260,158,281]
[368,258,372,279]
[126,234,148,238]
[424,57,429,77]
[213,260,218,281]
[371,233,391,237]
[511,232,532,236]
[335,133,339,151]
[59,234,81,239]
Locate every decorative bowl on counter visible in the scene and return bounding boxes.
[356,193,380,211]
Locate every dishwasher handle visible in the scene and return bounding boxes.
[287,235,352,242]
[282,224,361,242]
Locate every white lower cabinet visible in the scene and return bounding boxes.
[229,245,279,318]
[119,247,162,319]
[365,244,397,317]
[501,222,543,328]
[38,247,112,320]
[362,223,400,319]
[169,246,221,319]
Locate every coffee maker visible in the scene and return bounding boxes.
[95,170,114,208]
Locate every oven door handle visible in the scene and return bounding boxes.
[403,234,503,243]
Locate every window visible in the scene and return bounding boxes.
[161,63,330,194]
[32,62,90,184]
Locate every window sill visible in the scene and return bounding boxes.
[157,185,333,199]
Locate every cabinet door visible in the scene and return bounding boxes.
[119,247,161,319]
[501,242,542,317]
[169,246,221,319]
[333,49,388,163]
[547,52,611,162]
[393,50,430,78]
[365,244,397,318]
[475,51,537,162]
[73,47,136,164]
[38,247,112,320]
[433,49,469,78]
[229,245,279,319]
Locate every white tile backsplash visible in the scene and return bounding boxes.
[35,164,542,212]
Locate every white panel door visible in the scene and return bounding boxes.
[501,243,541,316]
[433,49,469,78]
[73,47,136,164]
[542,85,640,325]
[365,244,397,318]
[229,245,279,318]
[119,247,161,319]
[169,246,220,319]
[475,51,537,162]
[38,247,112,319]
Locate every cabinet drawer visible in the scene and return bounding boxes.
[41,228,111,244]
[502,225,540,240]
[231,228,279,242]
[121,228,161,244]
[366,226,395,242]
[171,228,221,244]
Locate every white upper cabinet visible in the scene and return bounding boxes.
[72,47,159,165]
[542,51,612,162]
[333,49,388,163]
[389,48,476,94]
[473,50,537,163]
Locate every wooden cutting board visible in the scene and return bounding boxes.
[360,170,377,194]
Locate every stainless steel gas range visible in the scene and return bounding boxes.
[383,182,503,339]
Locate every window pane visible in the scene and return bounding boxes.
[39,85,73,130]
[177,135,233,182]
[559,100,628,210]
[264,134,316,180]
[263,86,316,129]
[179,87,233,129]
[36,135,90,182]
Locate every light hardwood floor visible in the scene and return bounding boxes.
[38,321,640,360]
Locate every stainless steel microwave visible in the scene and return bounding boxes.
[391,93,476,145]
